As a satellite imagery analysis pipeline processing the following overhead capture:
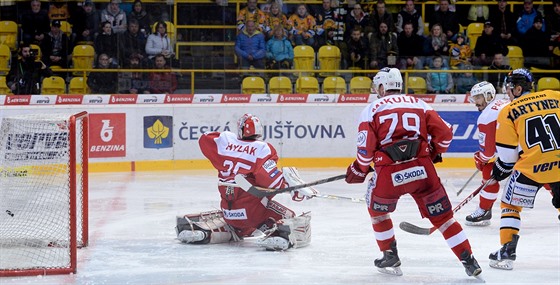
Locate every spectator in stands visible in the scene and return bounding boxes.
[118,18,147,67]
[487,52,511,89]
[87,53,118,93]
[263,2,290,40]
[40,20,70,69]
[455,65,478,94]
[370,0,395,36]
[95,21,119,66]
[467,2,490,24]
[235,20,266,69]
[516,0,545,37]
[369,21,398,69]
[345,3,371,41]
[426,55,453,94]
[237,0,266,32]
[548,0,560,39]
[397,22,424,71]
[448,33,471,69]
[265,25,294,70]
[430,0,460,42]
[521,15,552,68]
[423,23,449,67]
[6,43,53,95]
[473,21,507,67]
[145,21,175,62]
[128,0,152,37]
[100,0,127,34]
[149,54,178,94]
[346,27,369,69]
[288,4,317,47]
[489,0,518,45]
[48,0,70,21]
[119,52,149,94]
[20,0,51,45]
[72,0,99,45]
[313,0,338,48]
[396,0,424,36]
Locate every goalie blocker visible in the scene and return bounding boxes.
[176,210,311,251]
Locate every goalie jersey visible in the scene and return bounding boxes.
[495,90,560,183]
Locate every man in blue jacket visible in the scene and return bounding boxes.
[235,20,266,69]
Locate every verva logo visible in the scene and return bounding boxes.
[5,95,31,105]
[89,113,126,158]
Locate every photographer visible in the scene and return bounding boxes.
[6,44,53,95]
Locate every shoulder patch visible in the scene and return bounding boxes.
[263,159,277,173]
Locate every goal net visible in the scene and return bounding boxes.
[0,112,88,276]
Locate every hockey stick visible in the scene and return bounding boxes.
[234,174,346,198]
[456,170,480,196]
[399,178,495,235]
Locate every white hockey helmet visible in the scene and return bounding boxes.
[237,113,263,140]
[468,81,496,103]
[372,67,403,95]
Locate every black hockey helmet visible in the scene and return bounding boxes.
[505,68,534,94]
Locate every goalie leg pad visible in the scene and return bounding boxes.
[175,210,235,244]
[257,212,312,250]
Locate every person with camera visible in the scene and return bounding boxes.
[6,44,53,95]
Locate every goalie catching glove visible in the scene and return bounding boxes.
[491,158,514,181]
[282,167,319,201]
[345,161,372,184]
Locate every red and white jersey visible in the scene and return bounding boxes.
[476,98,509,162]
[199,131,286,190]
[354,94,453,170]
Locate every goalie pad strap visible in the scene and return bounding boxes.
[176,210,238,244]
[276,212,312,249]
[381,139,421,163]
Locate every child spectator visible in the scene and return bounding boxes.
[449,33,472,69]
[426,55,454,94]
[265,25,294,69]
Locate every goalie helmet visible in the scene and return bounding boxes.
[372,67,403,96]
[237,113,263,140]
[504,68,534,96]
[468,81,496,104]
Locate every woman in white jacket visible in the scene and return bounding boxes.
[145,21,175,61]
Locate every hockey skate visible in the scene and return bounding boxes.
[489,234,519,270]
[177,230,207,243]
[374,241,402,276]
[465,207,492,226]
[256,236,291,251]
[460,250,482,277]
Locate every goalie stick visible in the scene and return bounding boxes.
[234,174,346,198]
[456,170,480,196]
[399,178,495,235]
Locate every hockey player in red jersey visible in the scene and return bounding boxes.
[465,81,509,226]
[345,67,481,277]
[176,113,316,251]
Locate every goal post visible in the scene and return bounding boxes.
[0,112,89,276]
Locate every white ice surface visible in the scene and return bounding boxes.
[1,168,559,285]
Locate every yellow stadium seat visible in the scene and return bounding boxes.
[69,76,90,94]
[0,21,18,51]
[295,76,319,93]
[293,45,315,76]
[466,22,484,50]
[41,76,66,94]
[322,76,346,93]
[268,76,292,94]
[507,45,524,69]
[0,76,12,95]
[59,20,72,37]
[349,76,372,94]
[537,77,560,91]
[318,45,341,77]
[72,44,95,75]
[407,76,427,94]
[0,44,10,74]
[241,76,266,94]
[152,21,176,42]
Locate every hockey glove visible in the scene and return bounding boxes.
[551,186,560,209]
[431,153,443,164]
[474,151,488,171]
[491,158,514,181]
[345,161,372,184]
[283,167,319,201]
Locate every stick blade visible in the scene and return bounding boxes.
[399,221,433,235]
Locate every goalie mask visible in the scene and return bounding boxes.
[372,67,403,97]
[237,113,263,140]
[469,81,496,104]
